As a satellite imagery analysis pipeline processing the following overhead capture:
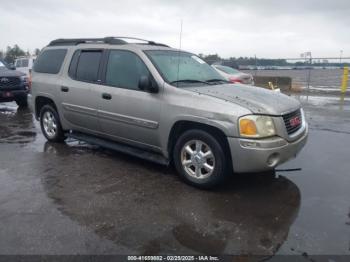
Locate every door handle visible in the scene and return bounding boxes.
[102,93,112,100]
[61,86,69,92]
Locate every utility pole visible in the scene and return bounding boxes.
[301,51,312,91]
[254,54,258,77]
[340,50,343,65]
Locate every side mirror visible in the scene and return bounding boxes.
[139,75,159,93]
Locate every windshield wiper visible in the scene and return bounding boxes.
[170,79,210,85]
[205,79,229,83]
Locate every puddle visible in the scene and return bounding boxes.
[0,104,37,144]
[296,95,350,110]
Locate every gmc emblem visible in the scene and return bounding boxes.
[290,116,301,127]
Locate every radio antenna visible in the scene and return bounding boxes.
[176,19,183,85]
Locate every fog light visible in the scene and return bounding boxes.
[267,153,280,167]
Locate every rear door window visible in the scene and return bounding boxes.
[75,50,102,82]
[33,49,67,74]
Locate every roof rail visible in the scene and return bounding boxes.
[15,55,37,59]
[48,37,169,47]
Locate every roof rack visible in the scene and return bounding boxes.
[48,37,170,47]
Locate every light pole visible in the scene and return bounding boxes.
[301,52,312,90]
[340,50,343,65]
[254,54,257,77]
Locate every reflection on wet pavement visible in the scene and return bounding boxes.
[39,141,300,255]
[296,94,350,111]
[0,104,36,144]
[0,98,350,256]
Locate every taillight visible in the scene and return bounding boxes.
[27,72,32,91]
[229,77,242,83]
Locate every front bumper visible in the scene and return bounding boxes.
[228,124,308,173]
[0,89,28,102]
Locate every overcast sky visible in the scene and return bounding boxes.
[1,0,349,58]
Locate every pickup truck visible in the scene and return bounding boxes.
[0,60,29,107]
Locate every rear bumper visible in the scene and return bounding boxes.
[0,89,28,102]
[228,124,308,173]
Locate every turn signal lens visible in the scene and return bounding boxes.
[239,119,257,136]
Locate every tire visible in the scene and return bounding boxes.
[173,129,229,189]
[40,104,66,143]
[15,97,28,108]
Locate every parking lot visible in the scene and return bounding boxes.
[0,94,349,257]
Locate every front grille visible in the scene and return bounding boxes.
[0,77,21,90]
[282,109,303,135]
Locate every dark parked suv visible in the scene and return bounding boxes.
[0,59,29,107]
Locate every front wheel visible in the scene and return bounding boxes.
[40,104,66,143]
[173,129,229,189]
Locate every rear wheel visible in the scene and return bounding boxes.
[173,129,229,189]
[40,104,66,143]
[15,97,28,108]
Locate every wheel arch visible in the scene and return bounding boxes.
[35,96,57,120]
[167,120,232,167]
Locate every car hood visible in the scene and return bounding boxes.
[186,84,300,115]
[0,68,25,77]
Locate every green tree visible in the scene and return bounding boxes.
[202,54,221,65]
[4,44,26,64]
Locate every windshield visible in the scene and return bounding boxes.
[0,61,6,69]
[215,65,240,74]
[145,50,226,87]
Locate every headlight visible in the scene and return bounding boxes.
[239,115,276,138]
[20,75,28,83]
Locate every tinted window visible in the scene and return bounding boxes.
[106,50,149,90]
[15,60,22,67]
[22,59,29,67]
[76,51,102,82]
[34,49,67,74]
[68,51,80,78]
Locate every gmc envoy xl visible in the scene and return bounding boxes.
[29,37,308,188]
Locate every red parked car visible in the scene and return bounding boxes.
[212,65,254,85]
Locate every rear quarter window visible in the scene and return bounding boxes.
[33,49,67,74]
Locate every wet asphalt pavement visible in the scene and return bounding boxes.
[0,94,349,257]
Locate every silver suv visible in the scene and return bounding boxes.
[29,37,308,188]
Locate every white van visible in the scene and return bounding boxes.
[14,56,36,76]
